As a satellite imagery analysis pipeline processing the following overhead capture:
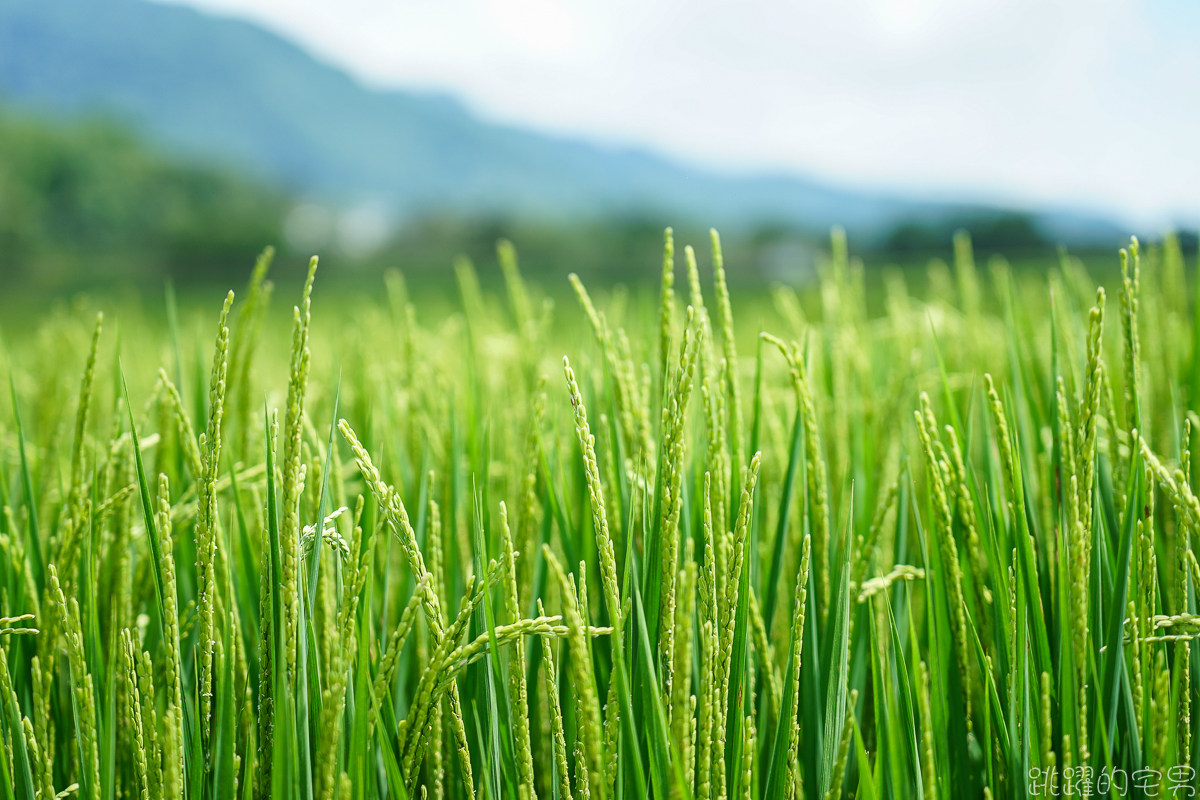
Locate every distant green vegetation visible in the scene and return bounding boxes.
[883,211,1048,255]
[0,104,1153,304]
[0,107,287,287]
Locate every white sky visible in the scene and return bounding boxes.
[157,0,1200,227]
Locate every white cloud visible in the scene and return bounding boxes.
[155,0,1200,226]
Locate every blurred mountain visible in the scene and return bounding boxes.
[0,0,1127,245]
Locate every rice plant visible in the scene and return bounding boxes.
[0,227,1195,800]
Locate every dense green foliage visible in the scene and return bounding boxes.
[883,211,1048,255]
[0,227,1196,800]
[0,109,286,286]
[0,105,1100,297]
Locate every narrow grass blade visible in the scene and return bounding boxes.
[213,620,237,800]
[226,458,261,674]
[0,650,35,800]
[8,374,44,596]
[375,685,411,800]
[725,497,756,800]
[851,713,877,800]
[264,405,294,800]
[471,483,520,800]
[306,373,341,613]
[123,369,171,640]
[1100,450,1141,762]
[629,546,693,800]
[820,553,852,799]
[763,409,804,636]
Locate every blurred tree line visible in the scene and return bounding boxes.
[0,103,1153,302]
[883,212,1047,255]
[0,106,288,288]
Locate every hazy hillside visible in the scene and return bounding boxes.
[0,0,1127,243]
[0,108,286,286]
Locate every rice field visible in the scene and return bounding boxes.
[0,227,1194,800]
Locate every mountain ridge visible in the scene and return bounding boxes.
[0,0,1128,243]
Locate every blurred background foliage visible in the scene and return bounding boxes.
[2,100,1171,297]
[0,101,1192,308]
[0,108,288,288]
